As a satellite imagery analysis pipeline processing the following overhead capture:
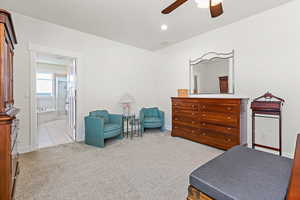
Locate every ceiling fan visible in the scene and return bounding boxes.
[162,0,224,18]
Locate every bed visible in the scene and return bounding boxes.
[187,134,300,200]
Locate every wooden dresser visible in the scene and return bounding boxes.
[0,9,20,200]
[171,97,248,150]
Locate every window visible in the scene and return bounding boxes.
[36,73,54,96]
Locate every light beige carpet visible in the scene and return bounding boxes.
[16,131,223,200]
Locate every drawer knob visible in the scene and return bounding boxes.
[202,133,206,136]
[227,117,231,119]
[192,113,195,115]
[202,105,206,108]
[227,128,232,130]
[175,118,178,120]
[202,114,206,117]
[192,130,195,133]
[192,105,195,108]
[226,138,232,142]
[202,123,206,126]
[192,121,195,124]
[227,107,232,110]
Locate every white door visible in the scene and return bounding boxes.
[56,76,67,115]
[66,59,77,141]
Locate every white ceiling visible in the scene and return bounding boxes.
[2,0,292,51]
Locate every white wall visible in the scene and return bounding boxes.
[37,62,68,74]
[12,0,300,156]
[12,12,159,152]
[155,0,300,157]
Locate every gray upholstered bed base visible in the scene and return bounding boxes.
[190,146,292,200]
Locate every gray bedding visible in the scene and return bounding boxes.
[190,146,292,200]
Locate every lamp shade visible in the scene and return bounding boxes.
[119,93,135,104]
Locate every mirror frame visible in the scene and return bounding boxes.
[189,50,235,95]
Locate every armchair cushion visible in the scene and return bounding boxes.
[143,107,159,118]
[144,117,162,123]
[89,110,110,123]
[104,123,121,132]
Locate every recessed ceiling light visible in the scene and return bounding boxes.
[161,24,168,31]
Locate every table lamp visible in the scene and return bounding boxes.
[119,93,135,116]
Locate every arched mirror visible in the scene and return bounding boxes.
[189,50,234,95]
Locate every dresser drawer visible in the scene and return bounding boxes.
[173,103,198,111]
[172,125,201,137]
[200,122,239,136]
[173,116,200,127]
[200,112,238,127]
[200,131,239,149]
[199,103,239,114]
[173,109,198,117]
[173,102,198,111]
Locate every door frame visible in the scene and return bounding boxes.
[29,43,82,152]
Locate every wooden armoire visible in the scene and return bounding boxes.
[0,9,20,200]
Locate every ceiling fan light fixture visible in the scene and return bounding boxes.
[195,0,223,8]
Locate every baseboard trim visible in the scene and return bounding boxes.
[18,145,33,154]
[283,152,294,159]
[165,125,172,131]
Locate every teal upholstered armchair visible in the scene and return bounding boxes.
[140,107,164,133]
[84,110,123,148]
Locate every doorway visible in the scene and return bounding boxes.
[33,53,77,149]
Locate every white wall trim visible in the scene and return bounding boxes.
[283,152,294,159]
[165,125,172,131]
[28,43,82,58]
[28,43,84,152]
[29,51,38,151]
[18,145,33,154]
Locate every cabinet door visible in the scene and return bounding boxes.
[0,24,6,112]
[3,34,9,108]
[0,25,14,112]
[7,42,14,105]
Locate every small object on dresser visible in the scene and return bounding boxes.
[218,76,228,93]
[251,92,285,156]
[177,89,189,97]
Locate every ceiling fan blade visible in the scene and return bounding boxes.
[162,0,189,14]
[210,1,224,18]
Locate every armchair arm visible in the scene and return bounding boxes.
[109,114,123,125]
[84,116,105,142]
[158,110,165,128]
[158,110,164,120]
[139,109,145,122]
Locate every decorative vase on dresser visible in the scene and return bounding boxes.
[171,97,248,150]
[0,9,20,200]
